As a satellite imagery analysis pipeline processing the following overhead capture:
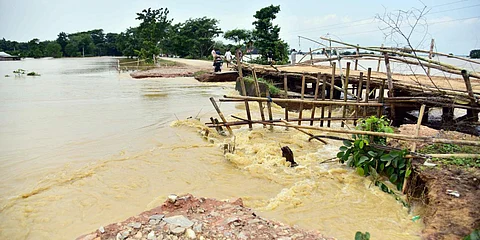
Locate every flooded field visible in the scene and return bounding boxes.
[0,57,423,239]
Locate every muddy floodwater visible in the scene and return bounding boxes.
[0,57,423,239]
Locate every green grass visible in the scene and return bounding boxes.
[418,143,480,168]
[244,76,281,96]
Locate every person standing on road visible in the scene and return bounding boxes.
[291,49,297,65]
[224,50,232,67]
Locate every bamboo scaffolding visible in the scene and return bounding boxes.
[283,74,289,123]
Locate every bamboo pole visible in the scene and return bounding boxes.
[376,44,383,72]
[320,37,480,79]
[461,70,479,121]
[328,62,336,127]
[298,74,306,125]
[266,88,273,130]
[253,68,266,127]
[281,120,327,144]
[369,46,480,65]
[364,68,372,118]
[262,122,480,146]
[222,95,385,106]
[213,116,360,126]
[283,74,289,122]
[309,47,313,65]
[320,75,327,127]
[427,39,435,76]
[377,77,386,118]
[355,72,364,125]
[342,62,351,127]
[237,53,252,129]
[209,97,233,135]
[402,104,426,193]
[355,44,359,71]
[384,52,396,123]
[310,73,321,126]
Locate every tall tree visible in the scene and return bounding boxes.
[224,29,252,46]
[252,5,289,64]
[45,41,62,58]
[135,7,172,61]
[56,32,68,56]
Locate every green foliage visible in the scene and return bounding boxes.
[470,49,480,59]
[252,5,289,64]
[464,229,480,240]
[419,143,480,168]
[13,69,25,75]
[224,29,253,46]
[135,8,172,61]
[244,77,281,96]
[355,231,371,240]
[337,116,410,205]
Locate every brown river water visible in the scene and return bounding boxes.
[0,57,423,239]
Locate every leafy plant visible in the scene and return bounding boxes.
[337,116,410,201]
[463,229,480,240]
[355,231,371,240]
[13,69,25,75]
[27,72,40,76]
[244,77,281,96]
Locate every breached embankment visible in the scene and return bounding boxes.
[77,194,333,240]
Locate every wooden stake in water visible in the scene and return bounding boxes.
[310,73,321,126]
[341,62,351,127]
[209,97,233,135]
[327,62,336,127]
[266,88,273,130]
[403,104,426,193]
[298,74,306,125]
[253,68,266,127]
[237,53,252,129]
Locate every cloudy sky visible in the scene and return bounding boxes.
[1,0,479,54]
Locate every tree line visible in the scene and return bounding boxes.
[0,5,289,64]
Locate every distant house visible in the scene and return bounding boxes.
[0,52,21,61]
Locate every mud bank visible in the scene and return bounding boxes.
[397,125,480,239]
[130,66,203,79]
[408,165,480,239]
[77,194,333,240]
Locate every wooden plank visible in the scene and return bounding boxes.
[310,73,321,126]
[342,62,351,127]
[298,74,306,125]
[328,62,336,127]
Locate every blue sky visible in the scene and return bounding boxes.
[1,0,479,54]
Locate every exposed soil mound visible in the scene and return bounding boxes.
[77,194,334,240]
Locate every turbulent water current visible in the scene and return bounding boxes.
[0,57,423,239]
